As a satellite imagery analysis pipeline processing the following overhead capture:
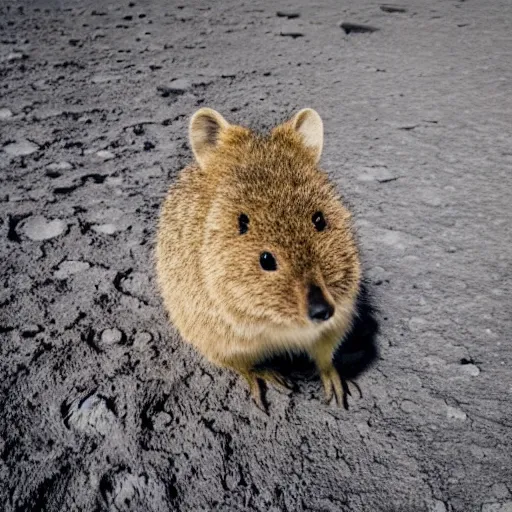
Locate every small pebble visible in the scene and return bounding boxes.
[22,216,66,241]
[96,150,115,160]
[92,224,117,235]
[157,78,191,96]
[3,139,39,156]
[0,108,14,120]
[106,176,123,186]
[380,4,407,13]
[340,22,379,34]
[101,328,123,345]
[91,74,121,84]
[47,161,73,171]
[446,405,467,421]
[279,31,304,38]
[133,331,152,349]
[6,52,27,61]
[54,260,90,279]
[430,500,446,512]
[167,78,191,92]
[28,189,46,201]
[152,412,172,431]
[357,166,396,182]
[276,11,300,19]
[460,364,480,377]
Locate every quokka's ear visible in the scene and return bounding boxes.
[189,108,231,167]
[289,108,324,163]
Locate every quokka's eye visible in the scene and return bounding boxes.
[239,213,249,234]
[312,211,327,232]
[260,252,277,271]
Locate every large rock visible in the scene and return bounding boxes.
[22,216,66,241]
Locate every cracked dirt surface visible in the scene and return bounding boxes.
[1,0,511,511]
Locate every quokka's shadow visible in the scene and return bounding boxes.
[255,281,380,408]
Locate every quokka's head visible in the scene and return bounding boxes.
[189,107,361,330]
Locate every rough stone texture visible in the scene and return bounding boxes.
[2,139,39,156]
[0,0,511,511]
[21,215,67,241]
[0,107,14,120]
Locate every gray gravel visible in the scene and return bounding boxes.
[1,0,511,511]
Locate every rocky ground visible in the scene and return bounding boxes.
[1,0,511,511]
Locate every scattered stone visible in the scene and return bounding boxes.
[101,328,123,345]
[446,405,467,421]
[460,363,480,377]
[22,216,66,241]
[96,150,115,160]
[92,223,117,235]
[430,500,446,512]
[47,161,73,171]
[106,176,123,186]
[340,22,379,34]
[0,108,13,120]
[117,271,149,298]
[64,392,117,435]
[133,331,152,349]
[366,266,388,283]
[3,139,39,156]
[152,411,172,431]
[380,4,407,13]
[157,78,191,96]
[279,31,304,38]
[54,260,90,279]
[357,166,397,183]
[6,52,28,62]
[276,11,300,19]
[91,74,121,84]
[143,141,155,151]
[28,189,46,201]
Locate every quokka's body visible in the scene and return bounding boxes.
[156,107,361,407]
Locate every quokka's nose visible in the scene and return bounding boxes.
[307,285,334,322]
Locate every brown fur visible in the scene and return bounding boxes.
[155,108,361,408]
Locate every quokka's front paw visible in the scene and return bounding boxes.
[239,369,293,412]
[320,366,362,409]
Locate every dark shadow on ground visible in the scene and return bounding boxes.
[255,281,380,407]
